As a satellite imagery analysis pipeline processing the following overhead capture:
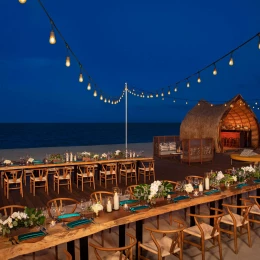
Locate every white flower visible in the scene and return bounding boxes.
[82,151,91,156]
[232,176,237,182]
[101,153,107,158]
[216,171,225,181]
[11,212,19,219]
[3,159,11,164]
[93,154,99,158]
[91,203,103,214]
[115,150,121,155]
[27,157,34,163]
[185,183,194,193]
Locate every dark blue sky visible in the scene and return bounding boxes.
[1,0,260,122]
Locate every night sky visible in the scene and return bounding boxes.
[1,0,260,123]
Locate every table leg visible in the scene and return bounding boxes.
[136,220,143,257]
[67,241,75,260]
[210,201,216,226]
[237,193,242,215]
[190,206,195,226]
[119,224,125,247]
[73,165,77,184]
[80,236,88,260]
[257,188,260,204]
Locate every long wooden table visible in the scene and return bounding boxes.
[1,181,260,259]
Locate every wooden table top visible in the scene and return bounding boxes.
[230,153,260,162]
[0,157,153,171]
[0,180,259,259]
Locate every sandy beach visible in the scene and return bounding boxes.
[0,142,153,161]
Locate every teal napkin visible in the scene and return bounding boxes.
[204,189,221,196]
[254,179,260,184]
[66,218,92,229]
[33,160,42,164]
[236,183,248,189]
[119,200,138,206]
[18,231,45,242]
[168,191,175,195]
[57,213,80,219]
[130,205,149,212]
[173,195,190,202]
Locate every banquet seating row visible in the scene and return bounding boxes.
[1,159,155,198]
[2,190,260,260]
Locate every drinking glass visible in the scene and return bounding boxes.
[80,199,86,219]
[175,181,182,192]
[124,190,130,200]
[59,205,66,226]
[193,178,199,189]
[50,203,57,219]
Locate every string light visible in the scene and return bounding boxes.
[19,0,27,4]
[213,64,217,75]
[33,1,260,106]
[198,103,200,106]
[161,89,164,97]
[197,72,201,83]
[229,53,234,66]
[93,90,97,97]
[79,65,83,82]
[173,99,176,103]
[174,86,178,92]
[186,101,188,105]
[108,99,111,103]
[167,86,171,95]
[156,92,159,98]
[104,98,107,103]
[100,94,103,100]
[87,82,91,90]
[65,45,70,67]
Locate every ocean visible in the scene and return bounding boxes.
[0,123,181,149]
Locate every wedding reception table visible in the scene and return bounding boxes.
[0,181,260,260]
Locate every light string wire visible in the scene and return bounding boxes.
[31,1,260,108]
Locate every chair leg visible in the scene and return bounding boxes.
[234,227,238,254]
[247,223,252,247]
[201,238,205,260]
[55,245,58,260]
[217,234,223,260]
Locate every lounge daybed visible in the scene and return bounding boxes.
[153,136,181,158]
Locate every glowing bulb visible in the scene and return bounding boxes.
[161,92,164,97]
[100,95,103,100]
[150,94,153,98]
[186,101,188,105]
[19,0,27,4]
[187,81,190,88]
[229,57,234,66]
[168,90,171,95]
[224,104,227,106]
[211,104,213,107]
[174,87,177,92]
[108,99,111,103]
[65,56,70,67]
[79,73,83,82]
[173,100,176,103]
[198,103,200,106]
[197,75,201,83]
[156,93,159,98]
[112,101,114,104]
[213,67,217,75]
[93,90,97,97]
[104,98,107,103]
[147,95,149,98]
[87,83,91,90]
[49,30,56,44]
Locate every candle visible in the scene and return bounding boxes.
[107,200,112,213]
[65,152,69,162]
[167,194,171,200]
[70,152,73,162]
[199,182,204,192]
[123,204,129,211]
[113,192,119,210]
[205,176,210,190]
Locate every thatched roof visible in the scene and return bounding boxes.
[180,94,259,153]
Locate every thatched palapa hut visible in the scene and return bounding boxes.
[180,94,259,153]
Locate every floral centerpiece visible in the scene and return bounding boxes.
[49,154,63,163]
[92,154,99,160]
[101,153,107,160]
[0,208,45,236]
[113,150,125,159]
[80,151,92,161]
[133,181,173,203]
[210,171,237,187]
[91,202,103,217]
[184,183,194,194]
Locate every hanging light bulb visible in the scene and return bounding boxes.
[156,92,159,98]
[197,73,201,83]
[186,80,190,88]
[87,82,91,90]
[49,30,56,44]
[229,54,234,66]
[147,95,149,98]
[150,94,153,98]
[173,100,176,103]
[19,0,27,4]
[258,34,260,49]
[161,89,164,97]
[186,101,188,105]
[108,99,111,103]
[104,98,107,103]
[100,94,103,100]
[137,94,139,97]
[224,103,227,106]
[211,104,213,107]
[174,86,178,92]
[65,56,70,67]
[255,101,258,105]
[198,103,200,106]
[168,86,171,95]
[213,64,217,75]
[112,101,114,104]
[93,90,97,97]
[79,72,83,82]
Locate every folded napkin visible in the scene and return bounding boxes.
[236,183,248,189]
[130,205,149,212]
[66,218,92,229]
[27,158,34,163]
[119,200,139,206]
[253,179,260,184]
[57,213,80,219]
[173,195,190,202]
[18,231,45,242]
[204,189,221,196]
[167,191,175,195]
[33,160,42,164]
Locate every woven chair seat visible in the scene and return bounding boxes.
[54,174,71,180]
[100,170,116,175]
[142,236,180,257]
[184,223,219,240]
[30,176,47,182]
[250,204,260,215]
[5,178,22,184]
[78,172,94,177]
[221,213,248,227]
[103,251,128,260]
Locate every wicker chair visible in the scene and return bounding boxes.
[4,170,23,199]
[77,165,96,191]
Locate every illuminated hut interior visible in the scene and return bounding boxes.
[180,94,259,153]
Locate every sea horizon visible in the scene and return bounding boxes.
[0,122,181,150]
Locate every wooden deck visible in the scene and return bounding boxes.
[0,152,249,208]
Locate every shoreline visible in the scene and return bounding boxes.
[0,142,153,161]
